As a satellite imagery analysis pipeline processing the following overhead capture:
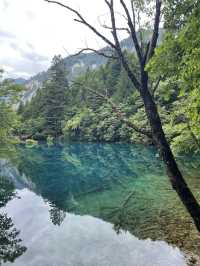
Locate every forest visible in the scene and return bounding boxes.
[0,1,200,264]
[1,1,199,155]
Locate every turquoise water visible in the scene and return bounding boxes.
[0,143,200,265]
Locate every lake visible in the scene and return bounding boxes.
[0,142,200,265]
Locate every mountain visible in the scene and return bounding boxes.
[5,78,27,85]
[20,36,133,103]
[13,78,28,85]
[21,31,164,103]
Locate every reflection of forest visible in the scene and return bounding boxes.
[1,143,200,256]
[0,176,27,264]
[14,143,163,212]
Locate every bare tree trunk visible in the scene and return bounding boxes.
[140,70,200,231]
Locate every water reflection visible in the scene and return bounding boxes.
[12,143,163,214]
[0,142,200,262]
[49,204,66,226]
[0,176,26,265]
[4,189,186,266]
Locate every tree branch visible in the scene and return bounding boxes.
[44,0,117,49]
[69,48,118,60]
[101,23,130,34]
[87,87,152,138]
[146,0,162,62]
[107,0,141,90]
[44,0,141,90]
[143,41,150,64]
[152,76,162,96]
[130,0,136,28]
[72,81,151,138]
[120,0,143,64]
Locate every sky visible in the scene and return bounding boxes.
[0,0,128,79]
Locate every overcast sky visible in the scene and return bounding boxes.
[0,0,129,79]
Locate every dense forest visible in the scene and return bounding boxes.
[1,0,197,156]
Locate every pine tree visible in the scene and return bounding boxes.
[43,55,68,138]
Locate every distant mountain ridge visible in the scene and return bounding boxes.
[20,35,136,103]
[12,78,28,85]
[21,31,164,103]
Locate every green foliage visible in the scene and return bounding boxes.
[18,117,45,140]
[60,53,146,143]
[18,6,200,152]
[21,53,142,143]
[0,80,24,105]
[0,104,19,144]
[163,0,198,30]
[63,104,135,142]
[47,135,54,146]
[0,71,25,144]
[42,55,68,137]
[25,139,38,148]
[148,5,200,154]
[19,55,68,139]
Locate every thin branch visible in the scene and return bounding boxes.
[120,0,143,64]
[97,12,130,34]
[87,87,152,138]
[130,0,136,28]
[143,41,150,64]
[146,0,162,62]
[97,11,128,25]
[44,0,117,49]
[44,0,141,90]
[152,76,162,96]
[101,23,130,34]
[137,11,144,54]
[115,11,129,21]
[69,48,119,60]
[108,0,141,90]
[72,81,151,137]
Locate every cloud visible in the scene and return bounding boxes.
[0,0,129,79]
[25,10,36,21]
[1,57,50,79]
[0,40,50,79]
[2,0,10,11]
[0,29,15,40]
[9,42,49,62]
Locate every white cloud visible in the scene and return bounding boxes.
[0,0,129,79]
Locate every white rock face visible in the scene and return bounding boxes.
[21,80,42,103]
[4,189,187,266]
[71,61,85,73]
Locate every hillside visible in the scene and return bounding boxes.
[21,35,138,103]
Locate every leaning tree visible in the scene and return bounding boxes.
[44,0,200,232]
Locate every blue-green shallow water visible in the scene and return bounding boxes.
[0,142,200,265]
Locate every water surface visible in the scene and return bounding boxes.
[0,142,200,265]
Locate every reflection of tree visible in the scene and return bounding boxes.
[0,176,16,208]
[49,204,66,226]
[13,143,165,224]
[6,143,200,253]
[0,176,27,264]
[0,213,26,264]
[101,190,136,234]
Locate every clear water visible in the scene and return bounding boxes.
[0,143,200,265]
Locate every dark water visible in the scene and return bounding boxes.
[0,143,200,265]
